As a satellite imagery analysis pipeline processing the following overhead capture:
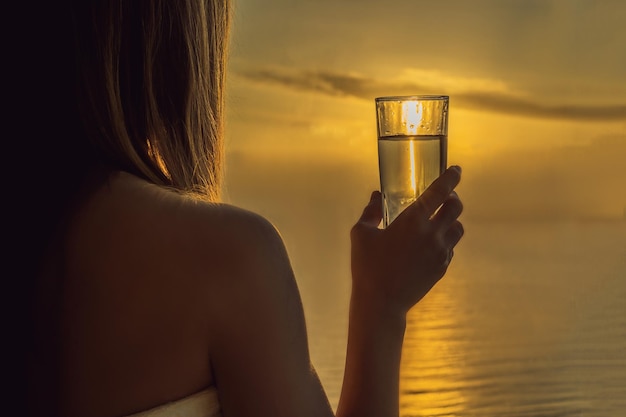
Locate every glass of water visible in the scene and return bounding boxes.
[376,95,449,227]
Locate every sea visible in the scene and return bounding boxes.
[225,151,626,416]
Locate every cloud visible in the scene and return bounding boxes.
[237,67,626,122]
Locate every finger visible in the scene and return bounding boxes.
[443,220,464,248]
[431,192,463,229]
[409,166,461,220]
[356,191,383,228]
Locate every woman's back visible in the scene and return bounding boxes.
[53,171,214,416]
[34,171,304,417]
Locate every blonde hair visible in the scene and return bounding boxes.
[74,0,231,201]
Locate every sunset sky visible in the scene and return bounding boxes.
[223,0,626,221]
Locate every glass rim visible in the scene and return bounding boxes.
[375,95,449,102]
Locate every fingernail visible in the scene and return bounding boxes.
[450,165,462,174]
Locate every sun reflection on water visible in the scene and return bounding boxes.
[400,271,470,416]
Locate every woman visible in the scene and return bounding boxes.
[14,1,464,416]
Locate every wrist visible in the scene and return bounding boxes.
[349,288,407,334]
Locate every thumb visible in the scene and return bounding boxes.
[357,191,383,227]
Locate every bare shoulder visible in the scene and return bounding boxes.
[75,170,284,272]
[70,170,295,318]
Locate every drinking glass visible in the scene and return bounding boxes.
[376,95,449,227]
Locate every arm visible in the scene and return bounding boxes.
[337,166,464,417]
[336,290,407,417]
[206,209,335,417]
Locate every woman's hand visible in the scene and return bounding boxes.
[350,165,464,319]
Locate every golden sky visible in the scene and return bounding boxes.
[223,0,626,220]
